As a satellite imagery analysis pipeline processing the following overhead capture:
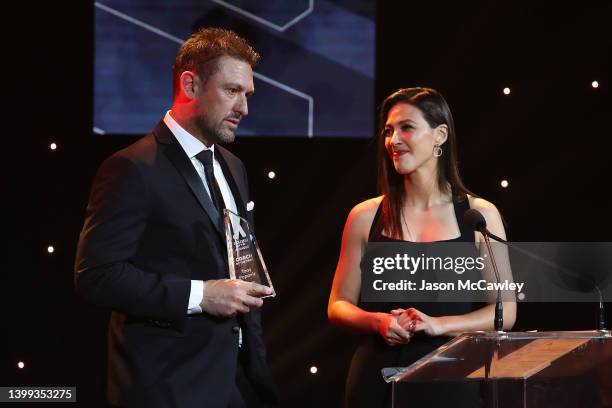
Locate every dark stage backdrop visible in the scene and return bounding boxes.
[5,1,611,407]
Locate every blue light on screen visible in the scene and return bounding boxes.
[94,0,375,137]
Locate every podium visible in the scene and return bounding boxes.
[382,331,612,407]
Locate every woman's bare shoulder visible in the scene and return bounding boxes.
[468,195,501,217]
[345,196,384,234]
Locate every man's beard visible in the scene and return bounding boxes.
[195,115,236,144]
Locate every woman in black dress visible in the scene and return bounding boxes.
[328,87,516,407]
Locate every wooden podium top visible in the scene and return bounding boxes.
[467,338,590,379]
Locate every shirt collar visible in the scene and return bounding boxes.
[163,110,214,159]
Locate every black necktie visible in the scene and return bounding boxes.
[196,150,226,213]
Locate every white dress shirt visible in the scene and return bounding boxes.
[163,111,240,315]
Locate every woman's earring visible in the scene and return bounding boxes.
[433,144,443,158]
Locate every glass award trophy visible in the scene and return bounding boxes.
[223,208,275,298]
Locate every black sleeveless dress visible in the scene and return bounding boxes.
[345,198,481,408]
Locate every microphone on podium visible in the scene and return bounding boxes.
[463,209,505,332]
[464,209,506,243]
[464,208,608,333]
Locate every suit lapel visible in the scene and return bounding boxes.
[155,121,225,239]
[216,147,248,218]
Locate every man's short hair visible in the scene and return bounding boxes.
[172,27,260,96]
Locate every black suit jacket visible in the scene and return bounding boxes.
[75,121,277,407]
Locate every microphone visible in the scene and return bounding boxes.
[464,208,486,233]
[464,209,505,243]
[463,209,504,332]
[464,208,607,333]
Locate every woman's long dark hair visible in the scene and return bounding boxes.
[377,87,476,239]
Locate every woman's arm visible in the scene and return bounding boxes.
[328,199,413,345]
[402,302,517,337]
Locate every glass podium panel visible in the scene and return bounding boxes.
[383,331,612,407]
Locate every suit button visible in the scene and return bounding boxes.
[232,325,240,333]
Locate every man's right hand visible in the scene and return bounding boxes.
[200,279,272,318]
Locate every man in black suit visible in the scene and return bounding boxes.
[75,28,277,408]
